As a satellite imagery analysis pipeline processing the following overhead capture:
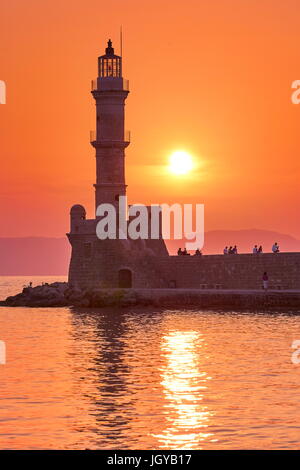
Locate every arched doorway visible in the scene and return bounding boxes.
[118,269,132,288]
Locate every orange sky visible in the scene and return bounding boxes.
[1,0,300,238]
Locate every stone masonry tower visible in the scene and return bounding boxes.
[67,40,168,290]
[91,39,130,212]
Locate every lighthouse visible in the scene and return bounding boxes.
[67,40,168,290]
[91,39,130,212]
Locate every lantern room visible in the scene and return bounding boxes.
[98,39,122,78]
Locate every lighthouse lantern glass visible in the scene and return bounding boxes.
[100,57,121,77]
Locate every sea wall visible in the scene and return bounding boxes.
[157,252,300,290]
[67,237,300,290]
[2,285,300,311]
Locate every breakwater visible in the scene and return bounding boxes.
[1,283,300,311]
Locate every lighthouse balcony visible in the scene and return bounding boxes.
[91,77,129,92]
[90,130,130,144]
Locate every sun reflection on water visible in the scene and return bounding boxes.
[155,330,216,449]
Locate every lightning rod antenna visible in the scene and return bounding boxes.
[120,25,123,58]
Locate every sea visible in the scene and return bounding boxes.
[0,276,299,450]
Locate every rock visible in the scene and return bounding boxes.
[2,283,300,311]
[120,291,137,307]
[1,282,70,307]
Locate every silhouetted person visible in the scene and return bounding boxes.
[262,272,269,290]
[195,248,202,256]
[233,245,238,254]
[258,245,263,253]
[223,246,228,255]
[253,245,258,254]
[183,248,188,256]
[228,246,233,254]
[177,248,182,256]
[272,242,280,253]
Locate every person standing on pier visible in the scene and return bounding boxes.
[262,272,269,290]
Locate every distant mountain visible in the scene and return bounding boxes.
[166,229,300,255]
[0,237,70,275]
[0,230,299,275]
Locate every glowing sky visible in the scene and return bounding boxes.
[1,0,300,238]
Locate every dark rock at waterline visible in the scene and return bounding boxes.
[1,282,300,311]
[0,282,150,308]
[3,282,70,307]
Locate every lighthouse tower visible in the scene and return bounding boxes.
[91,39,130,212]
[67,40,168,290]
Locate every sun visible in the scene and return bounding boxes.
[169,150,193,175]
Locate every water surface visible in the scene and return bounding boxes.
[0,276,299,449]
